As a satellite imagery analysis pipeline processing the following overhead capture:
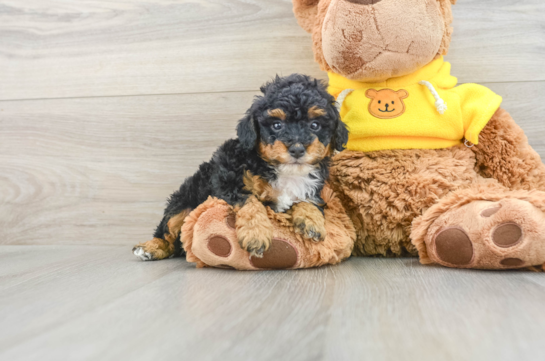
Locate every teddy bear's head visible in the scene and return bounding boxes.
[293,0,456,82]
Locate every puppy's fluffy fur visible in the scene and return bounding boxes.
[133,74,348,260]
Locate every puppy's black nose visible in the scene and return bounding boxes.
[288,144,306,159]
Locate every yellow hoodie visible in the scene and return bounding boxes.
[328,57,503,152]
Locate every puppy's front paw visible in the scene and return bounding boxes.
[290,202,326,242]
[132,238,174,261]
[237,219,273,258]
[237,218,273,257]
[133,246,155,261]
[236,196,274,258]
[293,217,326,242]
[238,234,271,258]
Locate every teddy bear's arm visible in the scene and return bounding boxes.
[472,107,545,191]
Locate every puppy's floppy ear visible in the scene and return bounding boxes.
[333,118,349,152]
[237,112,258,151]
[329,104,348,152]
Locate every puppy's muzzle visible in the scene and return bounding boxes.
[288,144,306,159]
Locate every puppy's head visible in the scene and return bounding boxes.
[237,74,348,166]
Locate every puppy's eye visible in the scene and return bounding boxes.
[310,121,321,131]
[272,121,283,131]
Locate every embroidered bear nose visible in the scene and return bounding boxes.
[289,143,306,159]
[345,0,383,5]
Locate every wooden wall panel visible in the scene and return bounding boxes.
[1,0,544,101]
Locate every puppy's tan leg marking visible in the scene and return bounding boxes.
[165,209,192,247]
[290,202,326,242]
[133,238,173,261]
[243,170,278,203]
[236,195,274,258]
[133,209,191,261]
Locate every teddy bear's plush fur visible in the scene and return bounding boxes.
[294,0,545,270]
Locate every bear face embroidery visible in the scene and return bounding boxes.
[366,89,409,119]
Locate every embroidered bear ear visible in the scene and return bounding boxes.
[365,89,378,99]
[396,89,409,99]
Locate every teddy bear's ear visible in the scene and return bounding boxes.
[365,89,378,99]
[293,0,321,34]
[397,90,409,99]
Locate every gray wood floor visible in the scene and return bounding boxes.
[1,0,545,360]
[1,246,545,361]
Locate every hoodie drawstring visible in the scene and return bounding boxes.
[419,80,447,114]
[336,88,354,112]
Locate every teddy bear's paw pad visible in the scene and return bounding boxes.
[207,236,232,258]
[492,223,523,248]
[133,247,154,261]
[500,258,525,267]
[481,204,502,217]
[434,227,474,266]
[225,213,236,230]
[250,238,297,269]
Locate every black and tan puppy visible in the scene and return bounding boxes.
[133,74,348,260]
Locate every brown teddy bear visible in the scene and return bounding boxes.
[173,0,545,271]
[293,0,545,270]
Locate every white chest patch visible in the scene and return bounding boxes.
[271,164,321,213]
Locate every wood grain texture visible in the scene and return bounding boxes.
[1,0,544,101]
[0,91,257,245]
[0,246,544,361]
[0,0,323,100]
[1,82,544,246]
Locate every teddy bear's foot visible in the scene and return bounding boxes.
[185,204,299,270]
[421,198,545,269]
[180,193,354,270]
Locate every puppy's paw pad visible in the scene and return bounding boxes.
[492,223,523,248]
[250,239,297,269]
[434,227,473,266]
[133,247,154,261]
